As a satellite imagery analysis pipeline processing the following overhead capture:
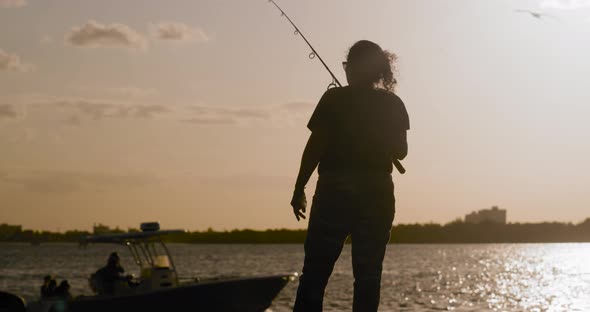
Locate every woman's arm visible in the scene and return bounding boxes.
[392,130,408,161]
[291,130,328,221]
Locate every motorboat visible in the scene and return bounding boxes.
[2,222,293,312]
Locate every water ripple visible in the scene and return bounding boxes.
[1,243,589,311]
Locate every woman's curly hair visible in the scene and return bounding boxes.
[346,40,398,92]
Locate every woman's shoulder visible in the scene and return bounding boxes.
[318,86,352,105]
[324,86,349,96]
[325,86,403,104]
[371,88,403,105]
[375,87,400,98]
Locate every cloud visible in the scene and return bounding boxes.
[13,94,313,127]
[0,0,26,8]
[152,22,209,43]
[189,106,271,119]
[0,94,175,127]
[20,96,171,124]
[133,104,170,118]
[540,0,590,9]
[183,102,315,126]
[66,21,147,49]
[0,169,156,193]
[184,105,271,125]
[0,104,17,119]
[184,117,237,125]
[0,49,35,72]
[47,98,170,120]
[280,101,315,112]
[55,100,119,120]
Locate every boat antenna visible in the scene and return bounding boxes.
[266,0,406,175]
[267,0,341,89]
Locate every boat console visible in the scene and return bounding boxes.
[82,222,184,295]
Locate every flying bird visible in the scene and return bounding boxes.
[514,9,559,20]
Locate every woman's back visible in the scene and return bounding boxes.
[308,86,409,175]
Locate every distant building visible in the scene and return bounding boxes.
[465,206,507,224]
[93,223,124,234]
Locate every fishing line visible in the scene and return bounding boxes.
[267,0,340,89]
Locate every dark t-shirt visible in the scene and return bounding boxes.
[307,86,409,175]
[95,264,125,295]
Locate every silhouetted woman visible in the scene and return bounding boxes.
[291,40,409,312]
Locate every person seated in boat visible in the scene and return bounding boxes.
[54,280,72,300]
[94,252,133,295]
[40,275,56,298]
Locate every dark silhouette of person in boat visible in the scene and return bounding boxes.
[40,275,72,300]
[40,275,56,298]
[291,40,409,312]
[93,252,133,295]
[54,280,72,300]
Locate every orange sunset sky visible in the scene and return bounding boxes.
[1,0,590,231]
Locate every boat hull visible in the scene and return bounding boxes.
[0,291,26,312]
[65,274,292,312]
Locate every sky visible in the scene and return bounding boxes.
[1,0,590,232]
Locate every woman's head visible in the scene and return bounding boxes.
[344,40,397,91]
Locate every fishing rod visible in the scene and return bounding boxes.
[268,0,341,89]
[267,0,406,175]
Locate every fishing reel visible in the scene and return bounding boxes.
[327,79,339,90]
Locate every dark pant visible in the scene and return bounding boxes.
[293,174,395,312]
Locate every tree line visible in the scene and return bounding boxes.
[2,219,590,244]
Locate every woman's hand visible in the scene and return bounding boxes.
[291,189,307,221]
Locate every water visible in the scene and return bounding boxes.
[1,243,590,311]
